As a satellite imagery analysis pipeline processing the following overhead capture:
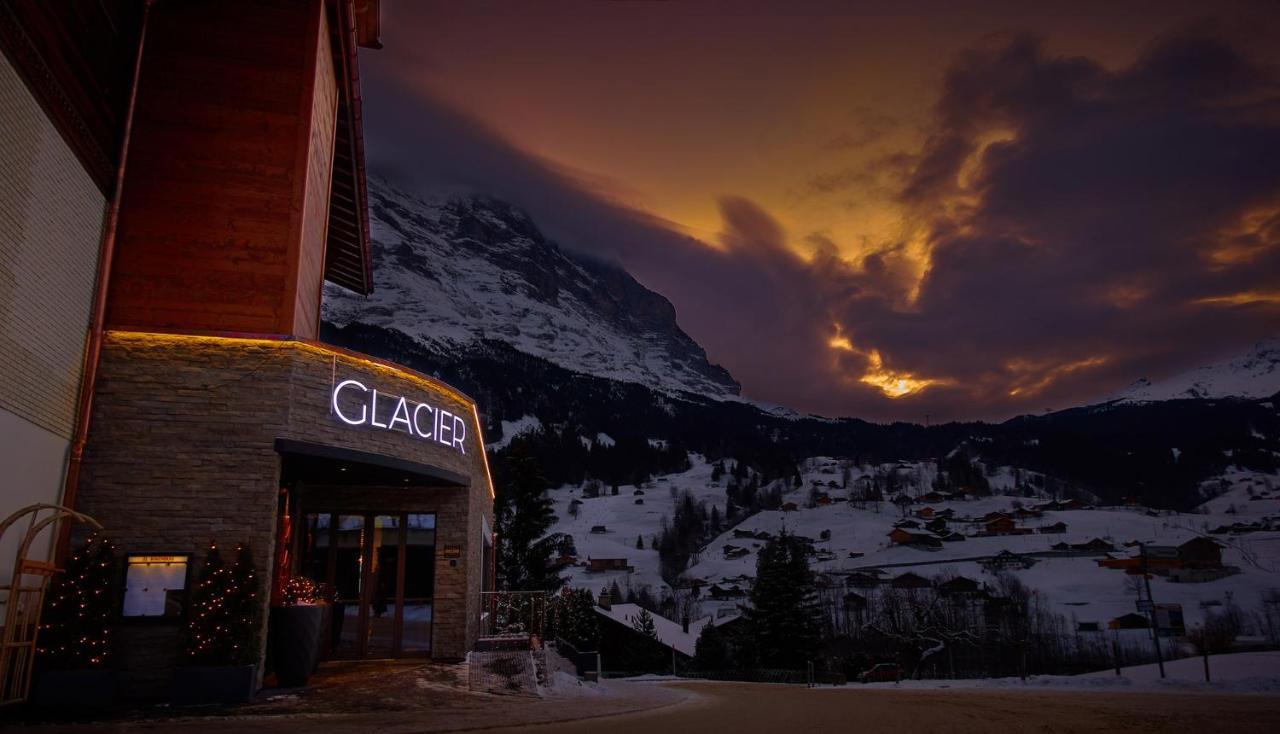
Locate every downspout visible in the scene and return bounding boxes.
[57,0,154,560]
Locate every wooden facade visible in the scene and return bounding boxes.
[105,0,375,340]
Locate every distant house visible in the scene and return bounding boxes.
[914,506,935,519]
[920,492,946,503]
[814,549,837,562]
[846,572,882,588]
[934,508,956,520]
[1177,537,1224,569]
[1109,613,1150,630]
[708,584,747,601]
[890,572,932,590]
[887,528,942,549]
[587,557,633,572]
[982,550,1037,571]
[937,576,981,597]
[938,532,966,542]
[1036,499,1084,512]
[893,519,921,529]
[1038,521,1068,534]
[984,516,1018,536]
[633,489,645,496]
[924,518,948,533]
[815,495,833,506]
[781,502,799,512]
[634,498,644,505]
[1098,538,1222,574]
[1074,538,1116,553]
[723,545,750,560]
[590,525,608,534]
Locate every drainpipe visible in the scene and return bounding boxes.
[56,0,154,561]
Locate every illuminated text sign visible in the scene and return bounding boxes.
[331,379,467,454]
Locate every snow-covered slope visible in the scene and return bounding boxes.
[323,179,740,399]
[549,456,1280,635]
[1115,338,1280,402]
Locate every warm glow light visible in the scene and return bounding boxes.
[106,330,498,500]
[826,326,944,398]
[858,349,939,398]
[1192,291,1280,307]
[1005,356,1107,397]
[828,335,855,351]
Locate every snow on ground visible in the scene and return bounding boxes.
[548,456,1280,631]
[820,652,1280,694]
[486,414,542,451]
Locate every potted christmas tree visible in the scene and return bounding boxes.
[171,543,261,705]
[34,533,118,707]
[267,577,329,687]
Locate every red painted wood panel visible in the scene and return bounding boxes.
[106,0,334,337]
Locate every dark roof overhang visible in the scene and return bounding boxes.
[275,438,469,487]
[323,0,377,295]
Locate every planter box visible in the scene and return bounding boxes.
[268,604,324,687]
[33,669,117,708]
[170,664,256,705]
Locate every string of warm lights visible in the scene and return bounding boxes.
[185,542,260,666]
[36,533,116,670]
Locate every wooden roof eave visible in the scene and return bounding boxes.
[322,0,375,295]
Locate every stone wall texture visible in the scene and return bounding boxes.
[76,331,494,697]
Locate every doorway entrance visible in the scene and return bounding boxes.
[299,511,436,658]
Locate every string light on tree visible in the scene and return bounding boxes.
[185,542,260,666]
[37,533,117,670]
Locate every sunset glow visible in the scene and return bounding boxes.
[366,0,1280,420]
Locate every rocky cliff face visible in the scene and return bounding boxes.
[322,178,740,399]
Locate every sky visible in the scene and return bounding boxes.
[360,0,1280,422]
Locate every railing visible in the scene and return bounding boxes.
[478,591,547,643]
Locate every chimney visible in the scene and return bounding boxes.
[598,588,611,610]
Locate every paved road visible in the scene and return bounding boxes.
[485,682,1280,734]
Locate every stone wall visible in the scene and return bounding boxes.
[77,331,494,697]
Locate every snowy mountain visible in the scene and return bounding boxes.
[322,179,740,399]
[1115,338,1280,402]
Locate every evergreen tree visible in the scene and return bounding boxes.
[744,531,821,668]
[186,543,260,666]
[546,587,599,650]
[37,533,117,670]
[494,439,568,591]
[631,608,658,639]
[636,534,644,550]
[692,621,730,670]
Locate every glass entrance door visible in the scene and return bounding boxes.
[300,511,436,658]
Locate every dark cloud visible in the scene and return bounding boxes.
[361,24,1280,421]
[836,27,1280,415]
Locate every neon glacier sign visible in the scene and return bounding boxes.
[331,379,466,455]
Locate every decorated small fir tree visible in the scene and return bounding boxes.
[37,533,117,670]
[185,543,260,666]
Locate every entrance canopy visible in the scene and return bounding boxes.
[275,438,469,487]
